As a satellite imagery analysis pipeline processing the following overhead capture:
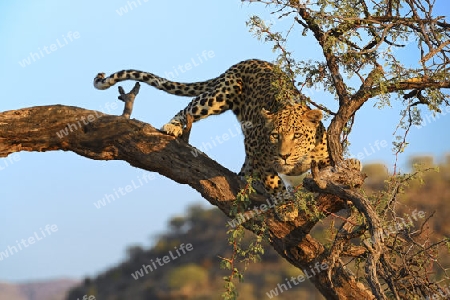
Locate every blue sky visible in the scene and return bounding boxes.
[0,1,449,282]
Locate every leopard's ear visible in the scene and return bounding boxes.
[261,108,273,120]
[261,108,274,127]
[304,109,323,124]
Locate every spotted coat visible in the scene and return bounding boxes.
[94,59,331,197]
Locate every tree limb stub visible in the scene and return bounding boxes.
[117,82,140,119]
[0,105,375,299]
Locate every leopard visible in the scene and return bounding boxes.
[93,59,359,218]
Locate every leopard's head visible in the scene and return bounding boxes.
[262,104,324,176]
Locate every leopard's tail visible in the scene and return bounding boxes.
[93,70,216,97]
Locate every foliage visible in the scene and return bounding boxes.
[221,177,266,300]
[245,0,449,159]
[241,0,450,298]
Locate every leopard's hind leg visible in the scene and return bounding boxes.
[162,75,243,137]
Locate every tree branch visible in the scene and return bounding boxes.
[296,6,350,107]
[0,105,241,208]
[0,105,375,299]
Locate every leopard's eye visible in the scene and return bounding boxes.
[270,133,279,140]
[293,133,301,139]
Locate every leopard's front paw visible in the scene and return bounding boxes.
[161,123,184,137]
[346,158,362,171]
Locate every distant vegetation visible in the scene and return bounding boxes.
[67,155,450,300]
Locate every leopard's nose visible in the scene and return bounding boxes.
[279,153,291,161]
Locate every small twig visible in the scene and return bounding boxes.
[322,208,359,227]
[117,82,140,119]
[420,36,450,64]
[392,102,414,175]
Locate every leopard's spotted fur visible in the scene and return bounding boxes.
[94,59,333,199]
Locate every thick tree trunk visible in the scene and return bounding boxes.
[0,105,373,299]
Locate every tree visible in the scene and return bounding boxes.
[1,0,449,299]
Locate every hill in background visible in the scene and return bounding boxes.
[0,279,79,300]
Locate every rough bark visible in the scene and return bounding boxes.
[0,105,374,299]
